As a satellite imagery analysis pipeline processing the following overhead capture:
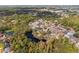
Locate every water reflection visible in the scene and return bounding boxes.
[25,31,40,43]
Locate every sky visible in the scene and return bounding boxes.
[0,0,78,5]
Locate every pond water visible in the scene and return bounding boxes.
[25,31,40,43]
[4,31,14,36]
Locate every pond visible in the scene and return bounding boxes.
[25,31,40,43]
[4,31,14,36]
